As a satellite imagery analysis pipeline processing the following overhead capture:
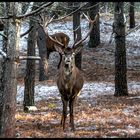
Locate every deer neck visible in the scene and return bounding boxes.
[62,65,76,83]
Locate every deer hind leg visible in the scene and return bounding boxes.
[61,99,68,131]
[69,98,76,131]
[46,50,50,60]
[43,51,50,75]
[43,58,48,75]
[57,53,62,69]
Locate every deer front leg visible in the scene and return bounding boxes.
[69,98,76,131]
[61,99,68,131]
[43,51,50,76]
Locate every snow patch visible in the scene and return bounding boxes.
[17,82,140,103]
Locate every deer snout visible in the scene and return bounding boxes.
[65,63,69,68]
[65,58,71,65]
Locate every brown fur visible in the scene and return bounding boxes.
[46,32,70,68]
[46,32,69,52]
[56,48,84,131]
[57,66,83,101]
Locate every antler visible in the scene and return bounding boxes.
[44,15,55,27]
[72,33,78,48]
[48,12,99,50]
[72,12,99,48]
[38,14,55,28]
[48,35,64,46]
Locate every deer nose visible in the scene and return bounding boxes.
[66,59,70,62]
[65,58,71,63]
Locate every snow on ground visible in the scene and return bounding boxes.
[17,81,140,103]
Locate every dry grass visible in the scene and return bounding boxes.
[15,92,140,138]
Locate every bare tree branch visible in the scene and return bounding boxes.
[125,24,140,36]
[0,33,7,40]
[0,53,41,60]
[0,49,7,58]
[57,2,101,11]
[17,2,53,19]
[20,25,34,37]
[19,56,41,60]
[0,2,53,19]
[46,2,89,25]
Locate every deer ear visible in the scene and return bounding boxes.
[54,45,64,54]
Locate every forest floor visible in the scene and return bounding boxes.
[15,13,140,138]
[16,44,140,138]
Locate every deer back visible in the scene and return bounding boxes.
[46,32,70,52]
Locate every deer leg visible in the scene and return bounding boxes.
[69,98,75,131]
[57,53,62,69]
[43,51,50,76]
[61,99,68,130]
[43,58,48,75]
[46,51,50,60]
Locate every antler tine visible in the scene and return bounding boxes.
[74,12,99,48]
[82,12,90,22]
[37,14,43,26]
[45,15,55,27]
[49,15,55,23]
[48,35,64,46]
[38,14,47,28]
[44,17,49,28]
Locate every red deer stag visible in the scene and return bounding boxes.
[38,15,70,74]
[49,13,99,131]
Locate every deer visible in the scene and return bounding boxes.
[49,13,99,131]
[37,15,70,76]
[45,31,70,69]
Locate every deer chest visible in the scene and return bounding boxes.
[65,83,70,90]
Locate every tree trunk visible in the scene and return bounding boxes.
[0,2,21,137]
[32,2,49,81]
[23,4,37,111]
[129,2,135,29]
[0,27,7,138]
[0,3,8,134]
[114,2,128,96]
[88,2,100,48]
[73,2,82,69]
[37,21,48,81]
